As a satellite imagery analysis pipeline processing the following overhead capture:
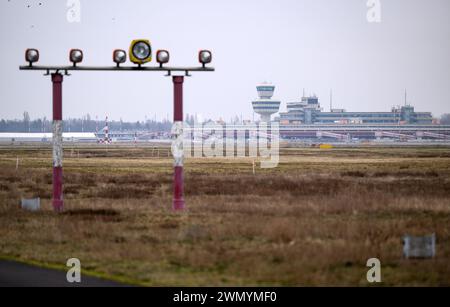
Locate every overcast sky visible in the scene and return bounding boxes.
[0,0,449,121]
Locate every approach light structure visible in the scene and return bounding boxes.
[21,40,213,71]
[20,39,214,213]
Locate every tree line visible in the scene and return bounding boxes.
[0,112,173,133]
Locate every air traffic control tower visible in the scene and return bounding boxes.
[252,82,281,122]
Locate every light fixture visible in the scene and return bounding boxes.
[113,49,127,67]
[69,49,83,67]
[156,50,170,67]
[198,50,212,67]
[25,49,39,67]
[129,39,152,66]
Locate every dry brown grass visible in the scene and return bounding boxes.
[0,145,449,286]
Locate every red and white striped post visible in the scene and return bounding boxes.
[172,75,185,211]
[52,73,64,212]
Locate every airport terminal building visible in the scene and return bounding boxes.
[278,96,433,125]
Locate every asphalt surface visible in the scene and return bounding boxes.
[0,260,129,287]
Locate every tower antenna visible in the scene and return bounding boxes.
[404,89,407,106]
[330,89,333,112]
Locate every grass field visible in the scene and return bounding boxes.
[0,144,449,286]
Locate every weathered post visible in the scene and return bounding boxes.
[52,73,64,212]
[172,76,185,211]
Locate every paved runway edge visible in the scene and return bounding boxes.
[0,259,131,287]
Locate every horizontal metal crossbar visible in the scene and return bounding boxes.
[19,65,215,73]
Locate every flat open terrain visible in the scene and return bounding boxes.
[0,144,449,286]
